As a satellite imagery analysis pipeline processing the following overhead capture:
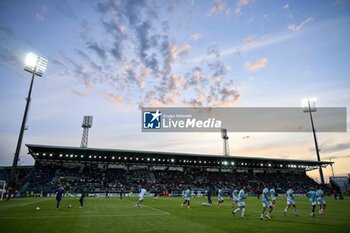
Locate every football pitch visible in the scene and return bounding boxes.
[0,196,349,233]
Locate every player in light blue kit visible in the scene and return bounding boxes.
[232,186,246,218]
[316,185,326,215]
[216,188,224,208]
[260,185,274,220]
[306,189,317,217]
[232,189,238,208]
[270,188,276,207]
[284,187,299,216]
[181,187,191,209]
[135,187,147,208]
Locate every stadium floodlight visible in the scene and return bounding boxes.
[302,98,325,184]
[8,52,48,191]
[302,98,317,112]
[24,53,48,77]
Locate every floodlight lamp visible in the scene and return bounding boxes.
[24,53,48,77]
[25,53,37,68]
[302,98,317,112]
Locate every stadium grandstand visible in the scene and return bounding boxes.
[5,143,335,198]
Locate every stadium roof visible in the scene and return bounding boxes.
[26,144,333,171]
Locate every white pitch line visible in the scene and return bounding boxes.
[0,198,51,208]
[124,199,170,215]
[22,198,52,206]
[0,213,168,219]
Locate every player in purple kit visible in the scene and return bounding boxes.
[56,184,64,209]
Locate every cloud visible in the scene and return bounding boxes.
[190,31,300,64]
[184,67,205,89]
[288,17,313,31]
[244,35,254,45]
[207,0,227,16]
[71,87,94,97]
[35,6,48,21]
[138,63,152,79]
[245,57,268,72]
[321,142,350,153]
[283,4,293,18]
[326,154,350,160]
[190,33,203,41]
[0,26,14,37]
[50,0,239,109]
[182,46,240,107]
[75,49,102,71]
[87,42,107,60]
[102,91,124,104]
[235,0,250,14]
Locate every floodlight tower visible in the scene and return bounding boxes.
[80,116,93,148]
[221,128,230,156]
[302,98,325,184]
[9,53,48,189]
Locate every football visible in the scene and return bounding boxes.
[35,207,40,211]
[68,204,72,208]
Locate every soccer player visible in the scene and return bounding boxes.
[316,186,326,215]
[232,186,246,218]
[217,188,224,208]
[135,187,147,208]
[260,185,274,220]
[284,187,299,216]
[270,187,276,207]
[79,188,87,208]
[306,189,317,217]
[181,187,191,209]
[207,188,213,205]
[56,184,64,209]
[105,187,109,198]
[232,189,238,208]
[120,187,124,200]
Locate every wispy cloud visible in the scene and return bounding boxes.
[190,33,203,41]
[320,142,350,153]
[283,3,293,18]
[35,6,48,21]
[87,42,107,60]
[207,0,227,16]
[207,0,250,16]
[245,57,268,72]
[102,91,124,104]
[288,17,313,31]
[190,31,299,63]
[234,0,250,14]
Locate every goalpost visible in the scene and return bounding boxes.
[0,180,6,200]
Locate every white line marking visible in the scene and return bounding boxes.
[124,199,170,215]
[22,198,51,206]
[0,213,168,219]
[0,198,51,208]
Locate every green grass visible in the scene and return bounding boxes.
[0,196,349,233]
